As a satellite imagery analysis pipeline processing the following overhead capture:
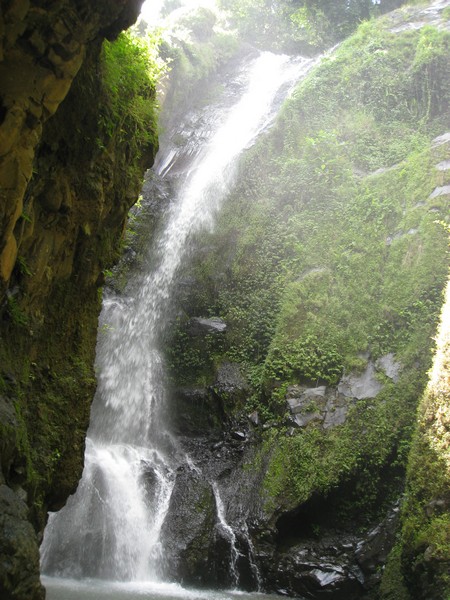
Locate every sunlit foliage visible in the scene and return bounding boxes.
[100,30,166,152]
[217,0,408,50]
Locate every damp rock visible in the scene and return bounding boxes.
[161,471,217,586]
[269,548,365,599]
[248,411,259,426]
[375,353,402,382]
[338,362,383,399]
[172,387,223,436]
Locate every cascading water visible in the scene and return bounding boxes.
[211,483,240,588]
[41,51,316,595]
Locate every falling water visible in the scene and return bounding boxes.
[212,483,240,588]
[41,52,316,589]
[241,522,263,591]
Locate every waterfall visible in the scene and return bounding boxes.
[40,51,316,585]
[242,522,263,591]
[212,482,240,588]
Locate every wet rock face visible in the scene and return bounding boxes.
[161,468,229,587]
[172,361,249,435]
[161,467,215,573]
[172,387,225,435]
[160,440,265,592]
[269,549,364,600]
[261,504,400,599]
[158,413,403,600]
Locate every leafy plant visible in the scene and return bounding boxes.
[100,30,166,151]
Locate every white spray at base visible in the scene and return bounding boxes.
[40,52,316,583]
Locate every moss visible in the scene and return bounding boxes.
[170,21,449,401]
[380,543,411,600]
[395,281,450,596]
[259,376,419,518]
[100,31,162,157]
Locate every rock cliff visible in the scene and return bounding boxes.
[0,2,158,598]
[161,2,450,598]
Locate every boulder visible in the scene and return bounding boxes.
[189,317,227,335]
[286,386,351,429]
[355,504,400,587]
[263,503,401,598]
[338,362,383,400]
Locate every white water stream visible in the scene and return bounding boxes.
[211,483,240,588]
[41,51,316,595]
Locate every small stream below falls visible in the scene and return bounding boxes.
[41,50,316,598]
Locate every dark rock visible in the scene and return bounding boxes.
[355,503,400,586]
[161,469,216,585]
[211,362,249,416]
[269,547,365,599]
[262,503,402,599]
[172,387,223,435]
[3,372,16,385]
[0,398,29,495]
[161,468,239,588]
[0,485,45,600]
[231,431,246,441]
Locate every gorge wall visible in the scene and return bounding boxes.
[0,2,159,598]
[159,2,450,598]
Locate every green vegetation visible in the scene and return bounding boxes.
[166,14,450,592]
[217,0,410,51]
[260,377,421,516]
[170,21,449,397]
[100,30,164,158]
[159,7,239,118]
